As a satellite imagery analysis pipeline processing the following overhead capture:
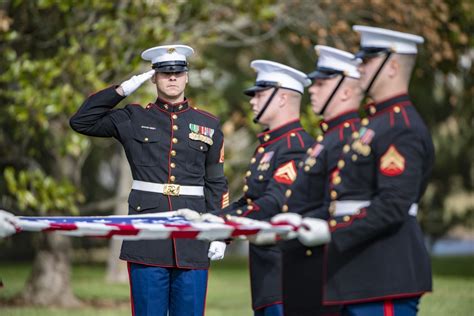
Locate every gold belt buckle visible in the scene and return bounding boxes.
[163,184,180,196]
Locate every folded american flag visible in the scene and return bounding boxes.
[18,213,293,241]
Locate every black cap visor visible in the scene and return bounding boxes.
[153,60,188,73]
[307,67,345,80]
[244,80,279,96]
[354,47,391,62]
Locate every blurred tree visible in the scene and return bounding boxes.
[0,0,472,307]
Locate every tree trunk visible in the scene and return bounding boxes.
[18,233,81,307]
[105,149,131,283]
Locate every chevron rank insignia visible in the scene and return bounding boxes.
[273,161,297,184]
[380,145,405,176]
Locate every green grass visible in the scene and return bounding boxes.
[0,256,472,315]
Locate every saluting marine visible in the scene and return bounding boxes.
[70,45,228,316]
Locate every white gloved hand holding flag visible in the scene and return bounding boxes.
[297,218,331,247]
[0,210,19,238]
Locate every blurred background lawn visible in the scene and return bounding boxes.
[1,255,472,316]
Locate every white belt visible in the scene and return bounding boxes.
[132,180,204,197]
[332,200,418,217]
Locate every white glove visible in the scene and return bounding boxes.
[201,213,225,223]
[297,218,331,247]
[247,232,278,246]
[175,208,201,221]
[0,210,19,238]
[119,70,156,96]
[208,241,226,260]
[271,213,302,240]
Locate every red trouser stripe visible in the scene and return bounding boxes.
[383,300,394,316]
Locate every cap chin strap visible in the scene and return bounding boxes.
[253,87,280,124]
[364,52,392,96]
[318,75,346,116]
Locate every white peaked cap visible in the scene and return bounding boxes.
[249,60,311,95]
[141,45,194,64]
[312,45,360,79]
[353,25,424,54]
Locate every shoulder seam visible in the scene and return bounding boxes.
[192,107,219,121]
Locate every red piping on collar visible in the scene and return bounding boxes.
[364,92,409,109]
[156,96,188,107]
[260,127,304,147]
[150,103,190,115]
[370,101,412,118]
[257,118,300,138]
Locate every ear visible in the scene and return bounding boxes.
[185,73,189,84]
[387,59,399,78]
[151,73,156,84]
[278,92,288,108]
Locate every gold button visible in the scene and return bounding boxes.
[298,161,304,168]
[173,125,178,131]
[329,219,337,227]
[394,106,401,113]
[369,106,376,115]
[258,147,265,153]
[317,135,324,142]
[361,118,369,126]
[290,132,296,137]
[343,144,350,153]
[178,105,183,110]
[304,165,311,172]
[321,122,328,131]
[171,150,176,156]
[344,122,350,128]
[243,185,249,192]
[225,214,232,221]
[169,175,176,182]
[172,114,178,120]
[258,175,264,181]
[305,249,312,256]
[144,137,149,142]
[307,148,313,154]
[352,154,358,161]
[172,138,178,144]
[285,189,292,198]
[337,160,345,169]
[330,190,337,199]
[343,215,350,222]
[170,163,176,168]
[352,131,360,138]
[333,176,341,185]
[247,205,254,210]
[164,105,169,109]
[146,105,151,109]
[200,146,204,150]
[136,206,141,211]
[246,198,252,204]
[282,205,289,212]
[245,170,252,177]
[250,157,256,164]
[236,209,243,215]
[264,134,271,141]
